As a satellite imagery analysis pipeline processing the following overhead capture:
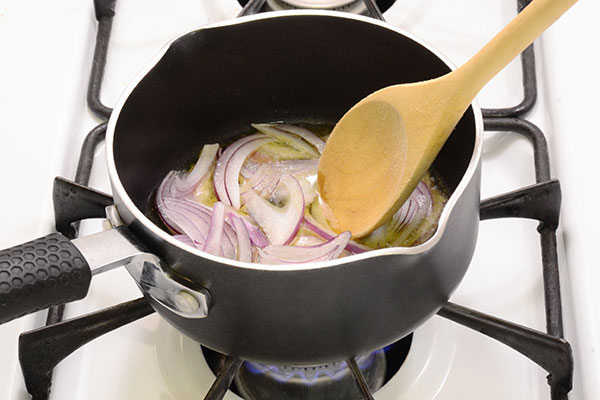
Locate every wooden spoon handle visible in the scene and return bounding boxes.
[454,0,577,102]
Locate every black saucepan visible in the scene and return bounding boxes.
[0,11,482,365]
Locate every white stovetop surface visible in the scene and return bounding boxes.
[1,1,598,399]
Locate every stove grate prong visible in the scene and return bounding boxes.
[88,0,117,119]
[74,123,109,196]
[347,357,375,400]
[483,117,551,183]
[19,298,155,400]
[238,0,268,17]
[361,0,385,21]
[203,357,243,400]
[438,302,573,399]
[479,179,560,229]
[482,0,537,118]
[53,177,113,239]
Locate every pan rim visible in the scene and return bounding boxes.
[106,10,484,272]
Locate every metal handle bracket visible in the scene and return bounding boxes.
[72,222,210,319]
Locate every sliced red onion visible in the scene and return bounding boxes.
[252,124,320,158]
[416,181,434,215]
[159,198,239,258]
[173,234,196,247]
[230,213,252,262]
[296,177,317,204]
[242,174,304,245]
[203,202,225,256]
[362,180,434,248]
[258,232,351,264]
[268,177,316,210]
[221,220,238,259]
[390,199,416,234]
[259,174,282,198]
[274,124,325,154]
[157,171,176,211]
[240,158,260,178]
[218,204,239,259]
[160,198,212,224]
[157,202,180,235]
[293,233,326,247]
[303,214,370,254]
[159,199,211,230]
[213,134,273,209]
[390,181,432,235]
[157,125,441,261]
[247,164,281,197]
[241,157,318,205]
[174,144,219,194]
[239,214,269,248]
[243,158,318,181]
[271,158,318,175]
[158,207,209,248]
[156,145,218,204]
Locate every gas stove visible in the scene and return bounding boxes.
[1,0,599,399]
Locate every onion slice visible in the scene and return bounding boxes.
[221,221,238,259]
[271,158,319,175]
[173,234,196,247]
[258,232,351,264]
[246,164,281,197]
[303,215,370,254]
[174,144,219,194]
[203,202,225,256]
[362,180,434,248]
[390,181,432,235]
[242,174,304,245]
[158,206,209,248]
[160,198,213,226]
[253,124,320,158]
[273,124,325,154]
[159,198,240,258]
[213,134,273,209]
[156,144,219,203]
[156,171,177,211]
[242,158,318,179]
[239,214,269,248]
[243,161,317,203]
[230,213,252,262]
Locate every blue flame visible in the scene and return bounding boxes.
[243,349,383,385]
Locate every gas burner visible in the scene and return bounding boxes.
[273,0,360,8]
[238,0,396,14]
[201,334,412,399]
[233,350,387,399]
[189,317,458,399]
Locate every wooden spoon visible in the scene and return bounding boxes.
[317,0,577,238]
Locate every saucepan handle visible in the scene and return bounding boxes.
[0,233,92,324]
[0,222,211,325]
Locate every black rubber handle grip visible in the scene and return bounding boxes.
[0,233,91,324]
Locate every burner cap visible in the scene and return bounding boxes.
[201,334,412,399]
[267,0,362,13]
[276,0,357,8]
[238,0,396,14]
[234,350,387,400]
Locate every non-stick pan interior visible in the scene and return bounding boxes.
[113,14,476,212]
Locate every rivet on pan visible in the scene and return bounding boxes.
[173,290,200,315]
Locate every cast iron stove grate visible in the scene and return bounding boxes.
[17,0,573,399]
